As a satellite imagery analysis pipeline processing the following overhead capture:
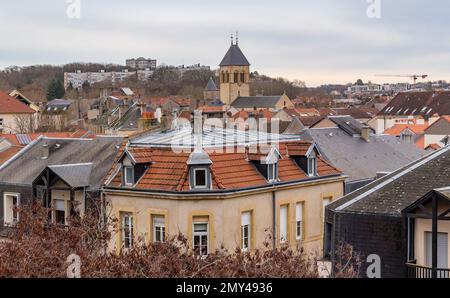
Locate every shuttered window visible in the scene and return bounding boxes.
[296,202,304,240]
[426,232,448,269]
[241,212,251,251]
[280,205,288,244]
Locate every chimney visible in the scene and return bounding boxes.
[160,113,172,132]
[361,126,371,142]
[139,102,147,115]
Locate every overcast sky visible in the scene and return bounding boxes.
[1,0,449,86]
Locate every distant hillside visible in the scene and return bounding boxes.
[0,63,323,102]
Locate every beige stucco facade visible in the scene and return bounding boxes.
[105,177,344,256]
[413,201,450,268]
[0,113,36,134]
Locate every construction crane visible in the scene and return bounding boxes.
[374,74,428,84]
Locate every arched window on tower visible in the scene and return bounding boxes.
[234,72,239,83]
[221,72,226,83]
[226,72,230,83]
[240,72,246,83]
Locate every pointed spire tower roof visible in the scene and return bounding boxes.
[219,37,251,67]
[205,77,219,91]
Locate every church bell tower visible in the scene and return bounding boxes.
[219,33,251,106]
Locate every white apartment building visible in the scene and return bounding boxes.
[64,69,154,89]
[126,57,157,70]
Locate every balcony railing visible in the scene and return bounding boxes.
[407,262,450,278]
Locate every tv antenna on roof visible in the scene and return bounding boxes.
[236,31,239,45]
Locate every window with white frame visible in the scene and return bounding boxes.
[267,163,278,182]
[152,215,166,243]
[193,222,209,256]
[280,205,288,244]
[124,166,134,186]
[121,212,134,249]
[53,199,66,225]
[241,212,252,251]
[3,193,20,225]
[193,168,207,189]
[296,202,304,240]
[307,153,317,177]
[323,197,332,221]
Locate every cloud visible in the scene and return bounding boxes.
[0,0,449,86]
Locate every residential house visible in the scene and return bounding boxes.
[0,136,123,235]
[0,90,37,134]
[423,116,450,149]
[303,116,426,193]
[327,146,450,278]
[332,107,379,124]
[384,120,429,149]
[40,99,74,131]
[295,108,321,117]
[403,187,450,278]
[0,130,95,166]
[368,91,450,134]
[8,90,40,112]
[105,102,159,136]
[102,126,345,255]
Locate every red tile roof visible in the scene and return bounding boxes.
[198,106,225,113]
[107,141,342,191]
[384,123,428,135]
[425,143,442,150]
[0,90,35,114]
[0,146,22,165]
[296,108,320,116]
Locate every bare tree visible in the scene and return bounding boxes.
[0,202,360,278]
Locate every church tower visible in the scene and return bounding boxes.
[219,34,251,106]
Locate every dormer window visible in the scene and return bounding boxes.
[307,154,317,177]
[248,145,281,183]
[124,166,134,186]
[288,143,320,177]
[267,163,279,182]
[118,148,152,188]
[194,168,207,189]
[188,150,212,190]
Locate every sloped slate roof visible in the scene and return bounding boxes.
[326,116,365,136]
[300,128,427,181]
[219,44,250,66]
[45,99,72,108]
[231,96,282,109]
[424,116,450,135]
[0,136,123,190]
[205,77,219,91]
[328,146,450,216]
[379,91,450,116]
[48,163,93,188]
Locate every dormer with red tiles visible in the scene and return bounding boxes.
[187,149,213,190]
[117,147,152,187]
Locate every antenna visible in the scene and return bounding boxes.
[230,32,234,45]
[236,31,239,45]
